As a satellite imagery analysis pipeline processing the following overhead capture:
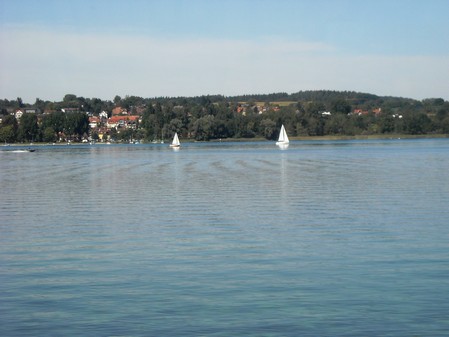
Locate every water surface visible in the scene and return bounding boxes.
[1,139,448,336]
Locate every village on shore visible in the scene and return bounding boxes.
[1,91,448,144]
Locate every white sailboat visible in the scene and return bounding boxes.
[169,132,181,148]
[275,124,289,146]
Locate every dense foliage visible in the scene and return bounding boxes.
[1,91,448,143]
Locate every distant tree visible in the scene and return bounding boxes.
[306,116,325,136]
[121,95,144,110]
[305,101,326,116]
[133,129,146,141]
[109,128,118,141]
[0,125,16,143]
[44,101,56,112]
[34,98,46,112]
[378,114,396,133]
[1,114,18,128]
[233,114,257,138]
[141,107,157,140]
[260,118,277,139]
[296,102,306,114]
[350,114,371,134]
[41,111,66,134]
[296,121,308,136]
[213,118,233,139]
[330,99,351,114]
[42,127,57,142]
[404,113,432,134]
[167,118,183,138]
[116,128,133,142]
[1,115,19,142]
[324,114,346,135]
[91,131,99,141]
[65,112,89,140]
[422,98,445,106]
[192,115,215,140]
[16,97,24,108]
[154,102,165,135]
[63,94,77,102]
[62,94,80,109]
[441,117,449,134]
[18,113,39,142]
[436,104,449,121]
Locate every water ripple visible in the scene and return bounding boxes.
[1,140,449,336]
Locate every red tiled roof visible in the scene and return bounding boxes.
[112,107,127,115]
[108,115,139,123]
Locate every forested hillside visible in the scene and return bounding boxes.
[1,91,448,143]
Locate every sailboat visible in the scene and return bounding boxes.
[169,132,181,148]
[275,124,289,146]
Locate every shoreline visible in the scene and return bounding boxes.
[291,133,449,141]
[210,133,449,142]
[2,134,448,146]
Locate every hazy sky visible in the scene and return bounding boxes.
[1,0,448,103]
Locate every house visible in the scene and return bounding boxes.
[106,115,139,129]
[14,109,24,119]
[61,108,80,113]
[96,126,109,141]
[372,108,382,115]
[24,107,39,114]
[89,116,100,128]
[353,108,368,116]
[135,105,147,115]
[10,107,40,119]
[112,106,127,115]
[99,111,109,123]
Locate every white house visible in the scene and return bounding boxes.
[14,109,24,119]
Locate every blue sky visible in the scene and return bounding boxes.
[1,0,448,103]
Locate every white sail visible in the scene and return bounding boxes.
[276,125,289,145]
[170,132,180,148]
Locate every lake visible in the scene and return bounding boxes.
[1,139,449,336]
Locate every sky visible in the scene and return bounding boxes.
[1,0,448,103]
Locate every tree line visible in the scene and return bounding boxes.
[0,111,89,143]
[1,91,449,143]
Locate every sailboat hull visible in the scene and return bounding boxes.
[276,142,289,149]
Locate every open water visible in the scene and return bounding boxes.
[1,138,449,336]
